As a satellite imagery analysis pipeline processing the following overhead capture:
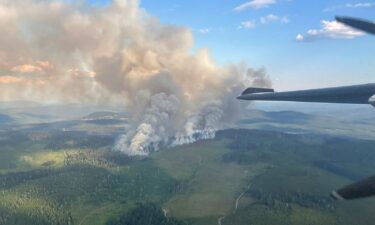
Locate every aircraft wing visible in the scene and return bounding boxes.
[336,16,375,35]
[331,175,375,200]
[238,16,375,201]
[237,83,375,106]
[238,83,375,200]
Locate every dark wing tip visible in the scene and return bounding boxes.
[330,190,345,201]
[335,16,344,22]
[241,87,274,96]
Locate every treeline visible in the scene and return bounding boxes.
[248,188,335,211]
[222,152,270,165]
[0,192,74,225]
[0,131,30,147]
[215,129,294,152]
[0,169,52,189]
[314,161,361,181]
[44,132,114,150]
[216,129,286,142]
[64,150,115,169]
[104,151,135,166]
[107,203,188,225]
[216,129,263,151]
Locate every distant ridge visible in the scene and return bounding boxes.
[0,113,13,124]
[0,101,41,109]
[82,111,127,121]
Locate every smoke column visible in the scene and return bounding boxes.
[0,0,272,155]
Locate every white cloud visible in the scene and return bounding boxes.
[198,27,225,34]
[238,14,289,30]
[199,28,211,34]
[238,20,256,29]
[296,20,365,42]
[296,34,304,41]
[324,2,375,12]
[260,14,290,24]
[346,2,375,8]
[234,0,277,11]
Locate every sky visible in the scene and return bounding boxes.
[134,0,375,90]
[0,0,374,102]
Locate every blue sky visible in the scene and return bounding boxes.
[93,0,375,90]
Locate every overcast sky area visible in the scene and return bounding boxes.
[132,0,375,90]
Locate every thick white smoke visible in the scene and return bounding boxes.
[0,0,272,155]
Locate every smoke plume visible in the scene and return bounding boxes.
[0,0,272,155]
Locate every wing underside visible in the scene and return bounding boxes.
[336,16,375,35]
[238,83,375,105]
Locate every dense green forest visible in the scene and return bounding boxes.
[107,203,187,225]
[1,126,375,225]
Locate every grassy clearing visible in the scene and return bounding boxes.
[72,202,133,225]
[19,149,78,169]
[224,203,339,225]
[251,165,350,197]
[153,140,269,219]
